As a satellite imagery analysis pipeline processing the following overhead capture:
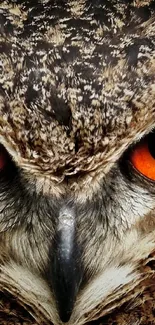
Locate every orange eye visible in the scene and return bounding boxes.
[130,132,155,180]
[0,145,8,170]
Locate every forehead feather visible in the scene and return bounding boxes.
[0,0,154,176]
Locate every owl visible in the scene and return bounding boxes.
[0,0,155,325]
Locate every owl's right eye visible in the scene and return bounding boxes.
[0,145,10,171]
[129,131,155,181]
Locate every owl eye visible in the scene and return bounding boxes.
[0,145,10,170]
[130,132,155,180]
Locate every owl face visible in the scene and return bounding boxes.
[0,1,155,325]
[1,135,155,325]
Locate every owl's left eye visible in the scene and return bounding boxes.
[130,131,155,180]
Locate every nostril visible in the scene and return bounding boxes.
[47,207,83,322]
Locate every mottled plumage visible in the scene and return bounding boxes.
[0,1,155,325]
[0,0,154,178]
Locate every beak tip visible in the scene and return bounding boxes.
[49,253,82,323]
[53,271,81,323]
[59,309,72,323]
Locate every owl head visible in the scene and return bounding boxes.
[0,1,155,324]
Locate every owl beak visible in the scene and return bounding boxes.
[48,207,83,323]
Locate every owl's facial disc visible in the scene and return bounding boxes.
[47,206,83,322]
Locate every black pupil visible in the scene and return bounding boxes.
[148,132,155,159]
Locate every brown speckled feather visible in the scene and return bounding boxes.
[0,1,155,325]
[0,0,154,178]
